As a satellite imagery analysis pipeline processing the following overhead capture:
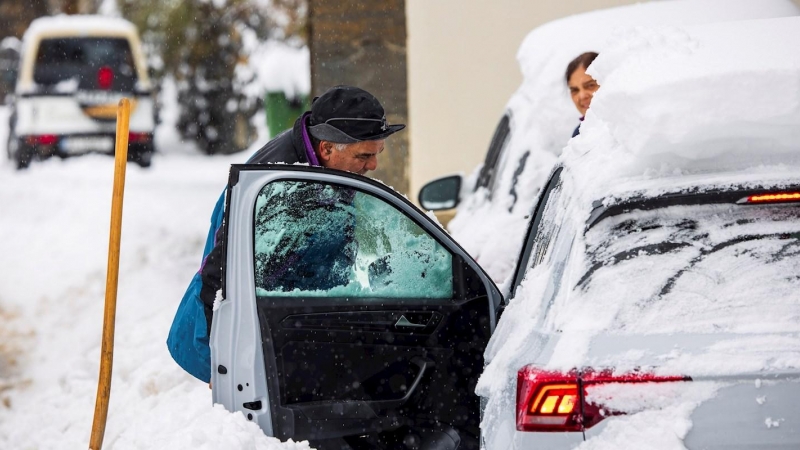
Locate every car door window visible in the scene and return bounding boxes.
[510,168,564,298]
[253,180,453,298]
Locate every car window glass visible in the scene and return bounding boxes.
[34,38,137,89]
[253,180,453,298]
[476,113,511,192]
[507,150,530,212]
[510,168,562,297]
[574,202,800,333]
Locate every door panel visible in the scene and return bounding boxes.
[212,165,502,450]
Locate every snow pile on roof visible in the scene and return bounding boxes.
[514,0,799,164]
[579,16,800,179]
[23,15,137,41]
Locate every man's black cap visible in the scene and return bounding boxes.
[307,85,405,144]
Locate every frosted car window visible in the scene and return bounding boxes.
[574,202,800,334]
[253,180,453,298]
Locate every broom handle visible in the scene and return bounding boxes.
[89,98,130,450]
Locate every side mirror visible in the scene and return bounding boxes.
[419,175,462,211]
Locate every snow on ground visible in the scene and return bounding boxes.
[0,107,311,448]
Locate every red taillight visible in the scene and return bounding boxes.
[516,366,690,432]
[517,369,583,432]
[742,192,800,204]
[129,132,152,143]
[98,66,114,90]
[26,134,58,146]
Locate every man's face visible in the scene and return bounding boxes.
[568,66,600,117]
[318,139,385,175]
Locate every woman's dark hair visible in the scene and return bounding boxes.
[565,52,599,83]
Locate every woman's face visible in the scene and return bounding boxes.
[568,66,599,116]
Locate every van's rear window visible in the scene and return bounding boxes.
[33,37,137,89]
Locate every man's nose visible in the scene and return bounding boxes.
[365,156,378,172]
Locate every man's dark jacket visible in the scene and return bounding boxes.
[167,117,311,383]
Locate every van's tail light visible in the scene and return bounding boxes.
[129,132,152,143]
[26,134,58,146]
[517,366,690,432]
[98,66,114,90]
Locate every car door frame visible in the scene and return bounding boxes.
[210,164,505,438]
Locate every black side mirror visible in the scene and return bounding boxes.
[419,175,462,211]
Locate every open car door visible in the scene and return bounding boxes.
[211,165,503,450]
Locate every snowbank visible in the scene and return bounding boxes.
[0,109,309,448]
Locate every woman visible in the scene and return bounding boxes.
[566,52,599,137]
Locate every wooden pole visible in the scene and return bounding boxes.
[89,98,131,450]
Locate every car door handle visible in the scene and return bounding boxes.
[394,315,427,329]
[369,356,434,410]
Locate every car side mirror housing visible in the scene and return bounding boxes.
[419,175,462,211]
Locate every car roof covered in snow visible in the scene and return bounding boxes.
[513,0,799,153]
[563,16,800,207]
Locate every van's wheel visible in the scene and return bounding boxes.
[12,139,33,170]
[135,151,153,168]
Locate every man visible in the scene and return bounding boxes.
[167,85,405,383]
[566,52,600,137]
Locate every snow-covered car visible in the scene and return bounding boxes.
[477,16,800,449]
[6,15,156,169]
[419,0,800,286]
[207,10,800,450]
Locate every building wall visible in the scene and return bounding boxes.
[405,0,640,199]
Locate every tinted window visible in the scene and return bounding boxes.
[476,114,511,192]
[510,168,563,297]
[253,180,453,298]
[33,38,137,91]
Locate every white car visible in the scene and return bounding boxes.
[208,15,800,450]
[477,15,800,449]
[419,0,800,286]
[7,15,156,169]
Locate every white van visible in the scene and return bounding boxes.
[7,15,156,169]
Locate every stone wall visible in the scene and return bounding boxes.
[308,0,409,194]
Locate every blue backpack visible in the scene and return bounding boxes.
[166,192,225,383]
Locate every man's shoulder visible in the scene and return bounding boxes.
[247,127,307,165]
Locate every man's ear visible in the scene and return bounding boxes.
[317,141,334,162]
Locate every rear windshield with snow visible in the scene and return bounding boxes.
[253,180,453,298]
[570,202,800,334]
[33,37,137,91]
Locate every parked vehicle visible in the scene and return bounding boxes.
[209,9,800,450]
[476,15,800,449]
[7,15,156,169]
[419,0,800,286]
